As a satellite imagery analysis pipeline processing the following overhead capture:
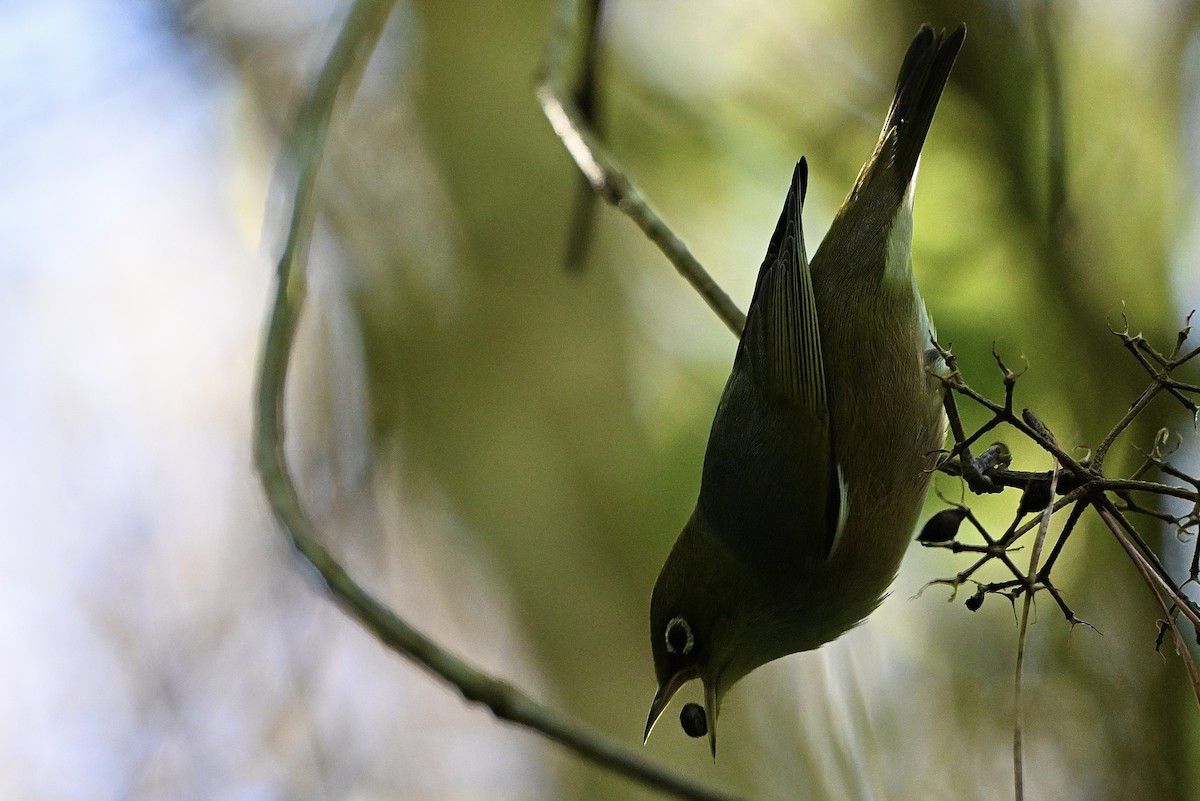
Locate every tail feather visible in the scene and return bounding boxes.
[856,24,965,195]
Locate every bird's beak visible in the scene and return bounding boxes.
[643,667,697,744]
[703,677,719,759]
[644,667,721,758]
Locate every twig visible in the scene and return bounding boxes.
[252,2,747,799]
[1033,0,1067,238]
[1013,462,1059,801]
[563,0,604,270]
[1095,503,1200,634]
[1096,505,1200,707]
[533,0,745,336]
[933,342,1089,480]
[1035,500,1085,582]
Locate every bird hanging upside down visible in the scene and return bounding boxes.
[646,23,965,756]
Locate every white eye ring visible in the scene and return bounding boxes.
[665,616,694,655]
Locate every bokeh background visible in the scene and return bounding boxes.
[4,0,1200,798]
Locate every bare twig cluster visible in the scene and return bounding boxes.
[919,314,1200,701]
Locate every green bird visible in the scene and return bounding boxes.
[646,24,965,756]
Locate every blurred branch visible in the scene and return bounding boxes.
[534,0,746,336]
[251,2,746,800]
[1032,0,1067,237]
[563,0,604,271]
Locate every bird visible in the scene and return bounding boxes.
[645,23,965,757]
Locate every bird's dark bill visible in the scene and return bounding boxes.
[644,667,720,757]
[643,666,698,743]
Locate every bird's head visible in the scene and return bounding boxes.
[646,574,722,756]
[645,507,876,756]
[644,512,763,757]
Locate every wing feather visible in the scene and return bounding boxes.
[698,161,846,575]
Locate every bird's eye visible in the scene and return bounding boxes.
[665,616,694,655]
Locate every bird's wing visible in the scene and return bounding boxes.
[744,160,827,416]
[698,160,847,574]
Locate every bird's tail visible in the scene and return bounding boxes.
[856,24,965,194]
